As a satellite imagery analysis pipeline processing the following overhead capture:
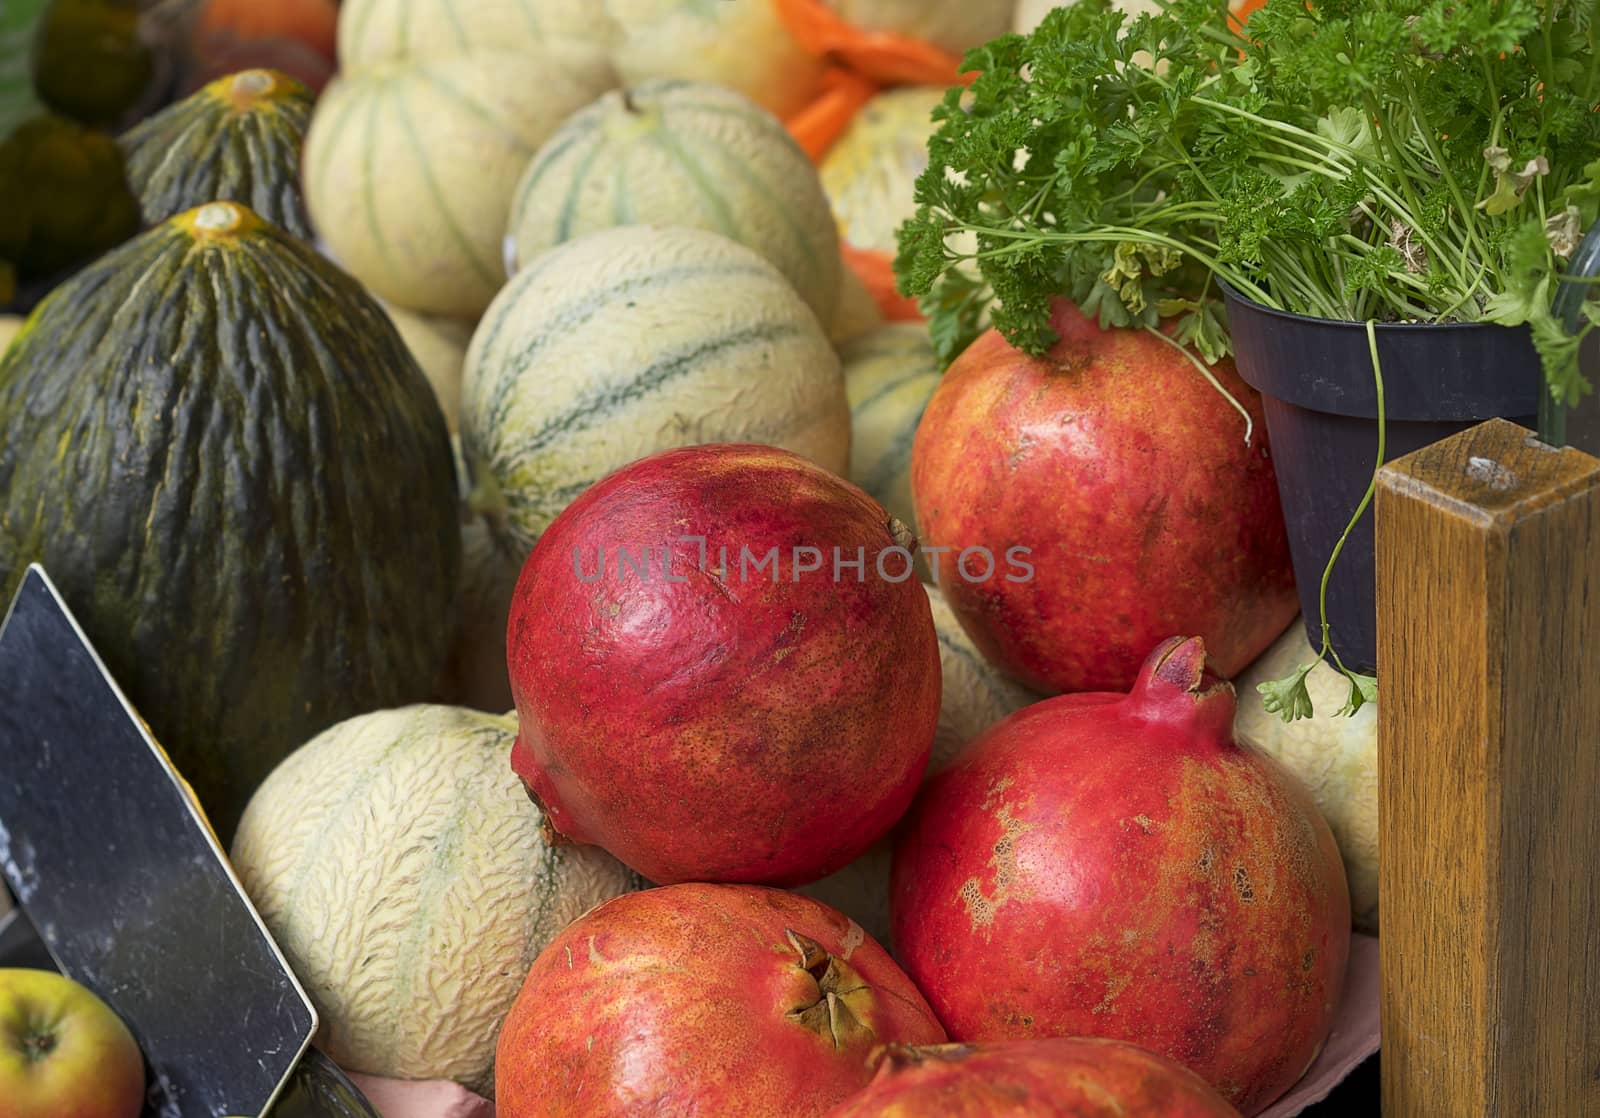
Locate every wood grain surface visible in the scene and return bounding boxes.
[1376,417,1600,1116]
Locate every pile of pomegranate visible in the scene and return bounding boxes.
[491,313,1352,1117]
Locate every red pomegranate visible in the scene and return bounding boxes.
[822,1039,1243,1117]
[506,444,941,886]
[889,636,1350,1116]
[910,299,1298,695]
[495,883,948,1117]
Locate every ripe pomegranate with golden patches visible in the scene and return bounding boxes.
[889,637,1349,1116]
[911,299,1298,695]
[822,1038,1243,1117]
[495,883,946,1117]
[507,443,942,886]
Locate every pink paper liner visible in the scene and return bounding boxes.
[346,933,1379,1118]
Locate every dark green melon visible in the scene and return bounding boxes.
[0,200,461,839]
[118,69,315,238]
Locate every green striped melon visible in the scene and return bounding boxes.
[830,254,883,346]
[302,51,612,318]
[509,80,841,323]
[841,323,939,538]
[828,0,1014,57]
[819,85,945,255]
[384,304,475,434]
[798,582,1037,944]
[603,0,825,120]
[462,223,850,555]
[0,201,460,840]
[337,0,619,74]
[231,704,641,1095]
[118,69,314,238]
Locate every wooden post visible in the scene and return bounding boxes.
[1377,417,1600,1116]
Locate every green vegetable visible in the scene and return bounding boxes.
[896,0,1600,409]
[0,112,139,279]
[30,0,152,128]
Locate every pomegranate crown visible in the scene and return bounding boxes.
[1127,636,1237,734]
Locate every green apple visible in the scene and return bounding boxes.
[0,968,144,1118]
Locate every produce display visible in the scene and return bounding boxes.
[0,3,1385,1114]
[913,298,1299,695]
[118,69,315,237]
[506,443,941,886]
[232,705,641,1096]
[494,883,946,1117]
[822,1038,1245,1117]
[891,637,1352,1116]
[461,224,850,556]
[0,202,461,839]
[0,968,145,1118]
[1235,625,1379,933]
[508,80,842,321]
[302,50,611,317]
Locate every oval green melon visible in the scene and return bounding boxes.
[840,323,939,539]
[797,582,1036,944]
[0,201,460,840]
[1234,624,1378,932]
[232,704,641,1094]
[383,303,475,434]
[827,0,1014,57]
[603,0,825,119]
[118,69,315,238]
[338,0,621,72]
[509,80,841,322]
[302,51,612,318]
[462,223,850,555]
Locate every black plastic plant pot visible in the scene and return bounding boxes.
[1223,284,1542,675]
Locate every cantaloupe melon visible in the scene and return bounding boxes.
[603,0,826,120]
[797,582,1036,944]
[830,255,883,346]
[819,85,946,255]
[1233,624,1378,932]
[338,0,622,72]
[508,80,841,322]
[384,304,475,433]
[0,315,21,355]
[231,705,640,1095]
[828,0,1014,58]
[462,224,851,555]
[302,51,611,318]
[841,323,938,540]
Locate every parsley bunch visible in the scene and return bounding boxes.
[897,0,1600,719]
[896,0,1600,405]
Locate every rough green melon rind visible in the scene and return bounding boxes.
[0,203,461,841]
[509,79,841,323]
[231,704,643,1095]
[462,223,851,556]
[118,69,316,238]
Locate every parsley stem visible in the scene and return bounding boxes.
[1141,325,1254,444]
